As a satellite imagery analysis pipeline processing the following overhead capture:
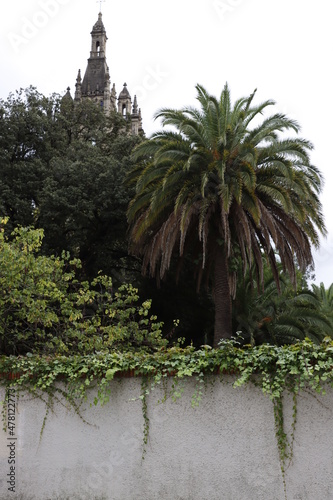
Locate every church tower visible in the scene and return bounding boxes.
[72,12,143,135]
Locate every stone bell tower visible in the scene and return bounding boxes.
[72,12,143,135]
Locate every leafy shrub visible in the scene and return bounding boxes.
[0,219,167,355]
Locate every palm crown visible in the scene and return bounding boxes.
[127,83,326,346]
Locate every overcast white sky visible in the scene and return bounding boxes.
[1,0,332,286]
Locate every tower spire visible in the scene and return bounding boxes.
[80,10,108,100]
[73,10,143,134]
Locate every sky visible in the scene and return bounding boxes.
[1,0,333,286]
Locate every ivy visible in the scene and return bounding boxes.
[2,338,333,498]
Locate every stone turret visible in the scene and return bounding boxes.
[118,83,131,116]
[131,95,143,136]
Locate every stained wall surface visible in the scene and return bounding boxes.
[0,376,332,500]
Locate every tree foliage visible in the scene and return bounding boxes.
[127,83,326,346]
[234,263,333,346]
[1,85,330,350]
[0,87,140,280]
[0,219,167,355]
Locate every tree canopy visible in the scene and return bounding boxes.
[0,86,140,280]
[127,83,327,346]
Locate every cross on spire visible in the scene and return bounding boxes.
[97,0,105,12]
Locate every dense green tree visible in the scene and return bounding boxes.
[0,87,57,229]
[127,84,326,346]
[38,130,140,279]
[0,87,141,281]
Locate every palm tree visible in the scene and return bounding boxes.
[234,264,332,346]
[311,282,333,333]
[312,282,333,309]
[127,84,326,347]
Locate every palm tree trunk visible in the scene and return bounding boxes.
[213,249,232,347]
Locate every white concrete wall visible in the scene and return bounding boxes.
[0,376,333,500]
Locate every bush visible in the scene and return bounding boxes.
[0,219,167,355]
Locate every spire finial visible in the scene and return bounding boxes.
[96,0,105,13]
